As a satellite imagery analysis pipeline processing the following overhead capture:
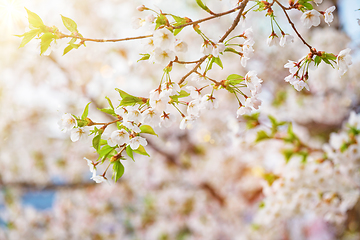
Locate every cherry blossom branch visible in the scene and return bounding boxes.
[58,33,153,43]
[274,0,314,52]
[219,0,250,43]
[178,55,208,85]
[172,3,248,30]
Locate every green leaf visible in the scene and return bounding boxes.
[92,134,102,151]
[255,130,270,142]
[133,145,150,157]
[170,90,190,103]
[16,29,41,48]
[226,74,243,85]
[115,88,145,106]
[254,1,266,12]
[98,145,116,160]
[171,15,187,36]
[224,47,239,54]
[302,2,313,10]
[63,45,74,55]
[155,14,168,29]
[98,107,116,115]
[40,33,55,55]
[174,28,184,36]
[105,96,114,110]
[140,125,158,136]
[61,15,78,32]
[112,161,125,182]
[25,8,44,28]
[137,53,150,62]
[195,0,211,13]
[314,56,321,66]
[126,145,135,161]
[81,102,91,120]
[263,173,279,186]
[213,57,223,69]
[171,15,186,23]
[282,149,294,163]
[226,74,243,81]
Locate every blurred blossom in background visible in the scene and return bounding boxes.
[0,0,360,239]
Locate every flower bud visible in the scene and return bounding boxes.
[136,5,146,11]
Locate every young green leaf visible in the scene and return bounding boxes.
[16,29,42,48]
[140,125,158,136]
[81,102,91,120]
[195,0,212,13]
[105,96,114,110]
[61,15,78,33]
[92,134,102,151]
[170,90,190,102]
[112,161,125,182]
[133,145,150,157]
[213,57,223,69]
[63,45,74,55]
[25,8,44,28]
[115,88,145,106]
[98,145,116,160]
[40,33,56,55]
[98,108,116,116]
[126,145,135,161]
[226,74,243,81]
[255,130,270,142]
[137,54,150,62]
[155,14,168,29]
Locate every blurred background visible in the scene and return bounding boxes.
[0,0,360,239]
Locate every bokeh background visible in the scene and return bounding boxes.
[0,0,360,239]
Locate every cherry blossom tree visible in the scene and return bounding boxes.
[0,0,360,239]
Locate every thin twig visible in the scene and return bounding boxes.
[219,0,250,43]
[173,5,245,29]
[275,0,313,51]
[178,55,208,85]
[59,34,153,43]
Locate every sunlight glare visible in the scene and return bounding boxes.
[0,0,23,33]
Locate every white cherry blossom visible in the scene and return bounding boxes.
[153,48,175,65]
[324,6,336,26]
[284,60,299,74]
[173,39,188,53]
[236,106,252,117]
[70,127,88,142]
[244,71,263,92]
[126,106,142,124]
[292,80,310,91]
[200,40,213,55]
[84,157,96,175]
[336,48,352,76]
[212,42,225,57]
[187,99,203,116]
[110,129,130,146]
[123,121,141,133]
[153,28,174,49]
[59,113,77,132]
[159,111,174,128]
[129,136,148,150]
[245,97,262,110]
[267,34,279,47]
[201,94,219,110]
[186,86,201,99]
[142,108,159,127]
[279,34,294,47]
[91,175,108,184]
[179,115,197,130]
[301,10,321,29]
